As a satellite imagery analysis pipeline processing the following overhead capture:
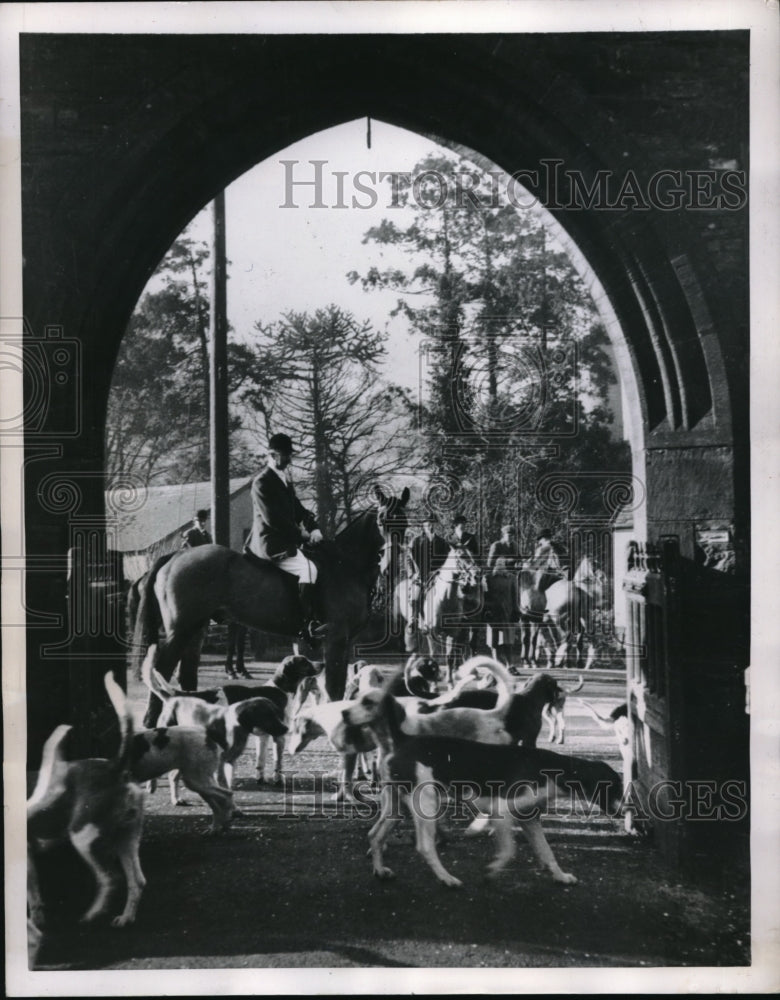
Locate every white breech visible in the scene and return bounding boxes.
[275,549,318,584]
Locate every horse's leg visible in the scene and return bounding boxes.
[235,625,251,679]
[225,623,237,679]
[404,620,418,654]
[324,636,349,701]
[445,635,457,686]
[177,626,205,691]
[528,620,539,667]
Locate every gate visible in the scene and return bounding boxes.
[624,538,749,868]
[623,539,685,863]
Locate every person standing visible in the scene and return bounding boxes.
[181,509,213,549]
[244,432,326,641]
[487,523,518,572]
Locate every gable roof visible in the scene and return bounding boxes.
[106,477,252,552]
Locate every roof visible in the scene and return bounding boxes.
[106,477,252,552]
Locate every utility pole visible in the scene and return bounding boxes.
[209,191,230,546]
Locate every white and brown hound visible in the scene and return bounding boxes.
[216,654,321,784]
[288,698,381,800]
[434,671,584,748]
[27,673,146,931]
[343,687,623,888]
[344,656,517,744]
[142,647,288,789]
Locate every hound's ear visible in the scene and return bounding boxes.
[206,716,228,750]
[400,487,410,506]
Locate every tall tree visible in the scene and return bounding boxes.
[106,235,258,487]
[349,151,630,543]
[240,306,422,533]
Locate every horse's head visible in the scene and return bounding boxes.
[372,485,410,574]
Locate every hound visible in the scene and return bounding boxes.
[292,669,330,714]
[142,646,288,788]
[345,660,385,700]
[288,698,381,800]
[214,654,321,784]
[434,672,584,748]
[451,660,500,691]
[540,676,585,745]
[342,689,623,888]
[129,725,234,833]
[27,673,146,930]
[346,655,443,701]
[345,656,518,744]
[579,700,637,835]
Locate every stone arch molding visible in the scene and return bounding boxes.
[22,33,745,555]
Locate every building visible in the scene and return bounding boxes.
[105,477,253,583]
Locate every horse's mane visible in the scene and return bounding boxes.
[319,508,383,574]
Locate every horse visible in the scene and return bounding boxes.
[369,485,410,651]
[396,547,484,684]
[132,488,400,725]
[375,486,410,585]
[543,555,607,668]
[516,562,565,667]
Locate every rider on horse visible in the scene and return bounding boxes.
[449,514,479,559]
[405,513,450,627]
[243,432,326,642]
[531,528,565,588]
[181,508,213,548]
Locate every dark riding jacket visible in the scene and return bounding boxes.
[406,531,450,584]
[450,530,479,559]
[181,525,212,548]
[244,466,319,561]
[487,538,517,572]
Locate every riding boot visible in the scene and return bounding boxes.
[299,583,328,641]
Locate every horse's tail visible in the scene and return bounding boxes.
[130,552,175,679]
[451,655,515,712]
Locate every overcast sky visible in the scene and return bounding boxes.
[173,119,442,391]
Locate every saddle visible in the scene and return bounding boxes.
[242,548,294,577]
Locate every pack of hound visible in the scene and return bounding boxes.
[28,647,629,951]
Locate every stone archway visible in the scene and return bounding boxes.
[20,33,749,864]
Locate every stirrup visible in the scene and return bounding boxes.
[300,619,329,642]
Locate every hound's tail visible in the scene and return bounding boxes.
[430,656,516,712]
[140,644,176,702]
[104,672,135,774]
[580,698,618,730]
[27,725,72,810]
